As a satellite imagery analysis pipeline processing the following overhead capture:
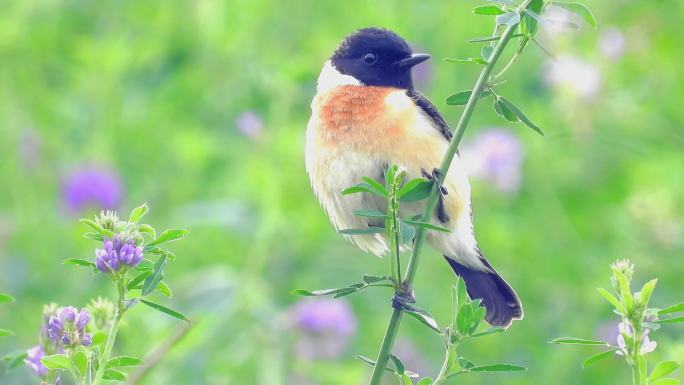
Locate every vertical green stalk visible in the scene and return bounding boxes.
[92,279,126,385]
[367,3,534,384]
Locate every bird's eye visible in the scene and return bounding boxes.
[363,52,378,65]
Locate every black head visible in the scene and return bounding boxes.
[330,28,430,90]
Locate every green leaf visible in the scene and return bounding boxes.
[597,288,626,314]
[73,350,88,375]
[446,90,492,106]
[333,287,360,298]
[134,259,154,271]
[362,177,389,196]
[657,316,684,325]
[339,227,385,235]
[83,232,104,241]
[405,307,441,334]
[41,354,72,370]
[523,0,544,36]
[91,331,107,346]
[0,329,13,337]
[146,229,189,247]
[103,368,127,381]
[355,355,379,367]
[659,302,684,315]
[470,364,526,372]
[471,326,505,337]
[292,288,352,297]
[129,203,149,223]
[401,219,450,233]
[444,57,488,65]
[399,180,433,202]
[384,165,399,190]
[140,299,190,322]
[649,361,680,382]
[353,209,388,218]
[127,271,153,290]
[399,220,416,244]
[342,183,386,196]
[550,337,608,345]
[0,293,15,304]
[80,219,114,238]
[107,356,144,368]
[496,12,521,26]
[2,351,28,370]
[141,256,167,296]
[494,98,518,122]
[581,349,617,368]
[474,5,505,15]
[137,224,156,239]
[417,378,433,385]
[651,379,680,385]
[638,279,658,308]
[389,354,405,374]
[551,2,597,28]
[157,281,173,298]
[499,97,544,135]
[481,46,494,61]
[62,258,96,268]
[362,275,390,284]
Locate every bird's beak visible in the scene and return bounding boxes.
[394,53,431,68]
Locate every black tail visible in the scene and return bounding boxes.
[444,255,523,328]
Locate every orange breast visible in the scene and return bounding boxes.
[314,86,414,154]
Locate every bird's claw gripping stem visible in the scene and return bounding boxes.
[391,286,416,311]
[421,167,450,223]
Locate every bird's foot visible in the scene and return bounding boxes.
[392,286,416,311]
[420,167,450,223]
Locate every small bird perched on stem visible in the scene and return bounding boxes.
[305,27,523,327]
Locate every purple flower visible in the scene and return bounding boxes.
[235,111,264,139]
[291,299,357,359]
[47,307,92,348]
[461,129,524,193]
[599,27,626,61]
[95,236,143,273]
[616,320,657,356]
[62,166,123,213]
[25,345,47,377]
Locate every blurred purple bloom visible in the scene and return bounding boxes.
[235,111,263,139]
[291,299,357,359]
[543,55,601,101]
[25,345,47,377]
[95,236,143,273]
[62,166,123,213]
[599,27,626,61]
[55,375,61,385]
[47,307,92,347]
[461,129,524,193]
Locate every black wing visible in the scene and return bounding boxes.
[406,90,453,141]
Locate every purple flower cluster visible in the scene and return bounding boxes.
[95,236,143,273]
[25,345,47,377]
[47,307,92,347]
[617,320,657,356]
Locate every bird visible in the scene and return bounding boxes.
[305,27,523,327]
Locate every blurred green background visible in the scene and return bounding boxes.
[1,0,683,384]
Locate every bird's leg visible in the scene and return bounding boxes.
[421,167,450,223]
[391,283,416,311]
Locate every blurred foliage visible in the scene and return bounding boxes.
[1,0,683,384]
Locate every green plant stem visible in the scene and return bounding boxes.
[92,280,126,385]
[366,4,533,384]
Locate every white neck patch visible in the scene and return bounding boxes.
[316,60,361,92]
